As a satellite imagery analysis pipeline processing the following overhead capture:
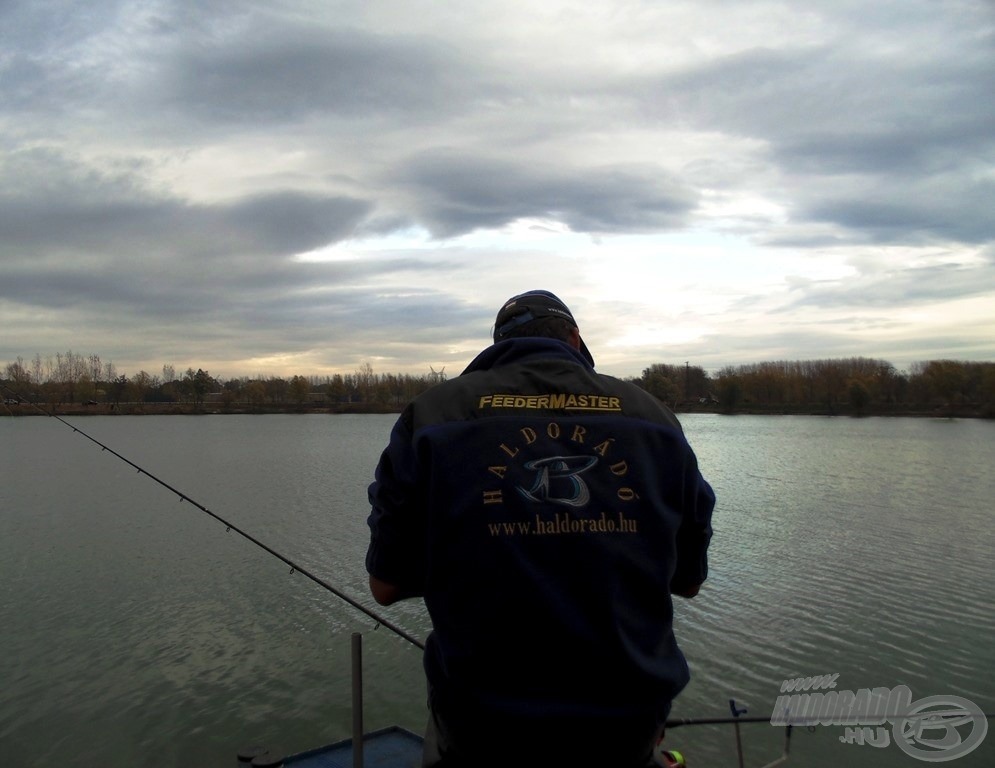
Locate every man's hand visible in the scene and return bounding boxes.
[672,583,701,598]
[369,574,405,605]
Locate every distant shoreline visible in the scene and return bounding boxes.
[5,401,990,419]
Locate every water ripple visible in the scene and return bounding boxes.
[3,414,994,768]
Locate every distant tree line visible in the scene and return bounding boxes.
[2,353,446,412]
[3,351,993,417]
[634,358,995,417]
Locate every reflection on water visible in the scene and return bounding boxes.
[1,414,992,766]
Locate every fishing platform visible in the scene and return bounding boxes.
[236,633,424,768]
[233,634,794,768]
[238,726,423,768]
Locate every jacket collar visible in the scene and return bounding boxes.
[461,338,594,375]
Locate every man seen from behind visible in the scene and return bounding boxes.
[366,290,715,767]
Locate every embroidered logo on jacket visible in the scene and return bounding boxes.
[478,393,622,411]
[482,421,640,536]
[517,455,598,506]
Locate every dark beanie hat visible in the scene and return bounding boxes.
[493,290,594,365]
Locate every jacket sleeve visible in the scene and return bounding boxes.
[365,406,427,594]
[670,449,715,594]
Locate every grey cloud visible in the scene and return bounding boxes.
[2,1,992,376]
[647,29,994,173]
[799,176,995,245]
[1,258,483,374]
[782,260,994,311]
[631,10,995,246]
[391,153,698,237]
[162,25,470,124]
[222,192,372,254]
[0,2,123,113]
[0,151,373,262]
[2,4,478,136]
[287,287,489,342]
[2,258,363,318]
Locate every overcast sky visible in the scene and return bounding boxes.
[2,1,993,381]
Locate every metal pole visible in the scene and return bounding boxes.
[352,632,364,768]
[729,699,747,768]
[733,721,744,768]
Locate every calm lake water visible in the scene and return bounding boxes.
[1,413,993,767]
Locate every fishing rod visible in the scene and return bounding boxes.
[2,384,425,651]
